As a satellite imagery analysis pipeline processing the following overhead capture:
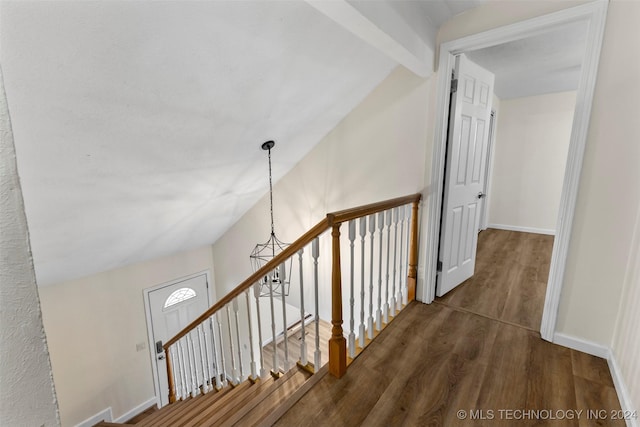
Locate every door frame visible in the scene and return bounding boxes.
[143,270,214,407]
[421,1,608,342]
[479,109,497,232]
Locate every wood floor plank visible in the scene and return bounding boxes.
[438,229,553,331]
[571,350,615,387]
[525,335,579,426]
[573,376,625,427]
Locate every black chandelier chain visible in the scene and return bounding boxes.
[268,145,275,237]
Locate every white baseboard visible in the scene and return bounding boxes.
[553,332,610,358]
[607,354,639,427]
[74,407,112,427]
[554,333,638,427]
[74,396,157,427]
[114,396,158,423]
[488,223,555,235]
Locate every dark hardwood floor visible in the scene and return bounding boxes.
[277,229,622,426]
[438,228,553,331]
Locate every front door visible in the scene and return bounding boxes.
[146,273,210,406]
[437,54,495,297]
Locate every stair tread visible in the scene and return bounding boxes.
[215,367,312,427]
[132,366,314,427]
[169,380,254,427]
[183,377,276,427]
[137,385,231,427]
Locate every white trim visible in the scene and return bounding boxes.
[422,1,609,345]
[74,407,112,427]
[488,224,555,236]
[143,270,213,408]
[554,333,638,427]
[553,332,610,359]
[114,396,158,424]
[480,109,498,231]
[608,354,640,427]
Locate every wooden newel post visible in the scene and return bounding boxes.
[329,223,347,378]
[407,200,420,302]
[165,347,176,403]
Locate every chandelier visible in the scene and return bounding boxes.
[250,141,292,298]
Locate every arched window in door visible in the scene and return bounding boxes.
[163,287,197,310]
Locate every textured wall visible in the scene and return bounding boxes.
[0,66,60,425]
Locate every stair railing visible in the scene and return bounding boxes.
[162,193,421,403]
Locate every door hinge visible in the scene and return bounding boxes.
[450,79,458,93]
[437,260,443,272]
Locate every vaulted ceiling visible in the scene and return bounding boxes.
[2,0,580,287]
[0,0,458,286]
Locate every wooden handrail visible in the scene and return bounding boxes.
[327,193,421,225]
[163,192,423,402]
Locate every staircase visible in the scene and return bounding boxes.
[97,194,421,427]
[96,365,323,427]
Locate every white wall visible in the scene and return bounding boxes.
[38,246,216,427]
[0,65,60,427]
[212,66,432,297]
[488,91,576,234]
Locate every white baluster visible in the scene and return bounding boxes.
[226,304,239,384]
[391,207,399,317]
[376,211,384,331]
[178,339,188,398]
[197,325,210,393]
[404,204,412,305]
[298,248,308,366]
[216,312,228,387]
[397,205,406,310]
[208,317,222,389]
[312,237,321,369]
[358,216,366,348]
[233,298,244,381]
[268,273,279,374]
[187,333,199,397]
[201,326,213,392]
[348,220,356,358]
[280,263,290,371]
[245,290,257,380]
[384,209,392,324]
[253,283,266,378]
[368,214,375,339]
[170,346,181,400]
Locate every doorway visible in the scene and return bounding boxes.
[144,271,213,407]
[421,1,608,342]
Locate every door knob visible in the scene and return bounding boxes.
[477,192,486,199]
[157,355,165,360]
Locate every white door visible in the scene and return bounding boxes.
[437,54,494,297]
[146,273,210,406]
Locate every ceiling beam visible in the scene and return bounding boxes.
[306,0,435,78]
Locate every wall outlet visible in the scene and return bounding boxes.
[136,342,146,352]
